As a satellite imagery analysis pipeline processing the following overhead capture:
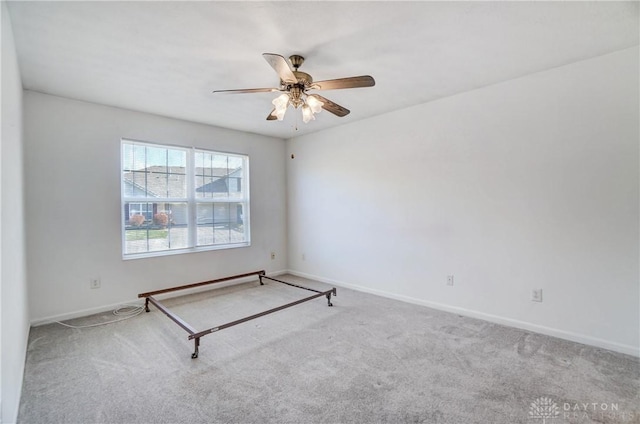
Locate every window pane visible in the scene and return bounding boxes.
[122,142,187,199]
[212,155,228,177]
[194,152,246,200]
[195,176,228,199]
[145,146,168,173]
[196,202,246,246]
[123,171,149,197]
[166,171,186,198]
[228,156,243,172]
[145,168,187,198]
[122,143,135,171]
[122,144,146,172]
[124,202,189,254]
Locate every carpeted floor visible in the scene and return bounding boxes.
[18,274,639,424]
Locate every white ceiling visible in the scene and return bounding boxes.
[6,1,639,140]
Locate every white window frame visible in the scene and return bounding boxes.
[121,139,250,260]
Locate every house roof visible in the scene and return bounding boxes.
[123,166,241,198]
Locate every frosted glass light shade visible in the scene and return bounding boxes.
[306,95,324,114]
[271,93,290,121]
[301,104,314,123]
[272,93,289,108]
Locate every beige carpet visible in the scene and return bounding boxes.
[18,275,639,424]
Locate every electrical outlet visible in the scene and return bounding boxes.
[270,252,275,260]
[302,253,306,261]
[90,278,101,289]
[532,289,543,302]
[447,275,454,286]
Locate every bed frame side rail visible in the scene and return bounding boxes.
[138,270,266,298]
[189,287,337,340]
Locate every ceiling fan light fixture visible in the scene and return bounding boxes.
[301,104,315,123]
[272,108,286,121]
[272,93,289,109]
[271,93,290,120]
[306,95,323,114]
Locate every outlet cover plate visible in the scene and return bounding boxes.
[532,289,543,302]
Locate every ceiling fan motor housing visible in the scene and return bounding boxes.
[288,55,313,89]
[293,71,312,85]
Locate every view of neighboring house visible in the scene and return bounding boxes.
[122,166,244,229]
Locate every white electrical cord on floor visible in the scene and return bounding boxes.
[55,304,145,329]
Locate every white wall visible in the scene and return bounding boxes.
[287,48,639,356]
[24,92,287,323]
[1,2,30,423]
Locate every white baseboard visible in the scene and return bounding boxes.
[287,270,640,358]
[30,270,288,327]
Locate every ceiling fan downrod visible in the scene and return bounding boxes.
[289,55,305,70]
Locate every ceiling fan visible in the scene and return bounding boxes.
[213,53,375,123]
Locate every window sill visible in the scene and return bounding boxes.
[122,242,251,261]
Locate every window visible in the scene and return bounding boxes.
[121,139,250,258]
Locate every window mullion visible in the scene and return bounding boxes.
[187,148,196,249]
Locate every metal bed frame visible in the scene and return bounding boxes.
[138,270,337,358]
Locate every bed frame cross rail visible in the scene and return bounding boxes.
[146,296,196,336]
[259,274,329,294]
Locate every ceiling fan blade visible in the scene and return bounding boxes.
[313,75,375,91]
[213,88,280,94]
[262,53,297,84]
[266,109,277,121]
[310,94,350,117]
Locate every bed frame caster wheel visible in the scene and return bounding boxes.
[191,352,198,359]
